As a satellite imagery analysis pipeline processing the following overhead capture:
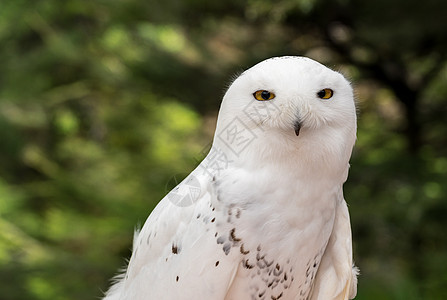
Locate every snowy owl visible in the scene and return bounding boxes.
[104,56,358,300]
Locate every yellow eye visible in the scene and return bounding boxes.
[317,88,334,99]
[253,90,275,101]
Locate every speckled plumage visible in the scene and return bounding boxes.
[103,56,358,300]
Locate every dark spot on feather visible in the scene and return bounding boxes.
[235,209,241,218]
[240,244,250,255]
[230,228,241,242]
[176,276,179,282]
[244,259,254,269]
[172,244,179,254]
[215,232,218,237]
[271,292,283,300]
[215,261,219,267]
[211,218,215,223]
[223,243,231,255]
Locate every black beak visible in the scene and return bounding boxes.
[294,121,302,136]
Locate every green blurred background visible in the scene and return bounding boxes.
[0,0,446,299]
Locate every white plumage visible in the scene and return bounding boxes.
[104,56,359,300]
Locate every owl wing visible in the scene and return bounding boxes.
[103,169,240,300]
[309,190,358,300]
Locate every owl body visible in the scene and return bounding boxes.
[104,57,358,300]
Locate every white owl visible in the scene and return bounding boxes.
[104,56,359,300]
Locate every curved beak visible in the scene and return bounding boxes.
[294,121,302,136]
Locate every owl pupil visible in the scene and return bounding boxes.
[261,91,271,100]
[317,90,326,98]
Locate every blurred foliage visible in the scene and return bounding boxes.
[0,0,446,299]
